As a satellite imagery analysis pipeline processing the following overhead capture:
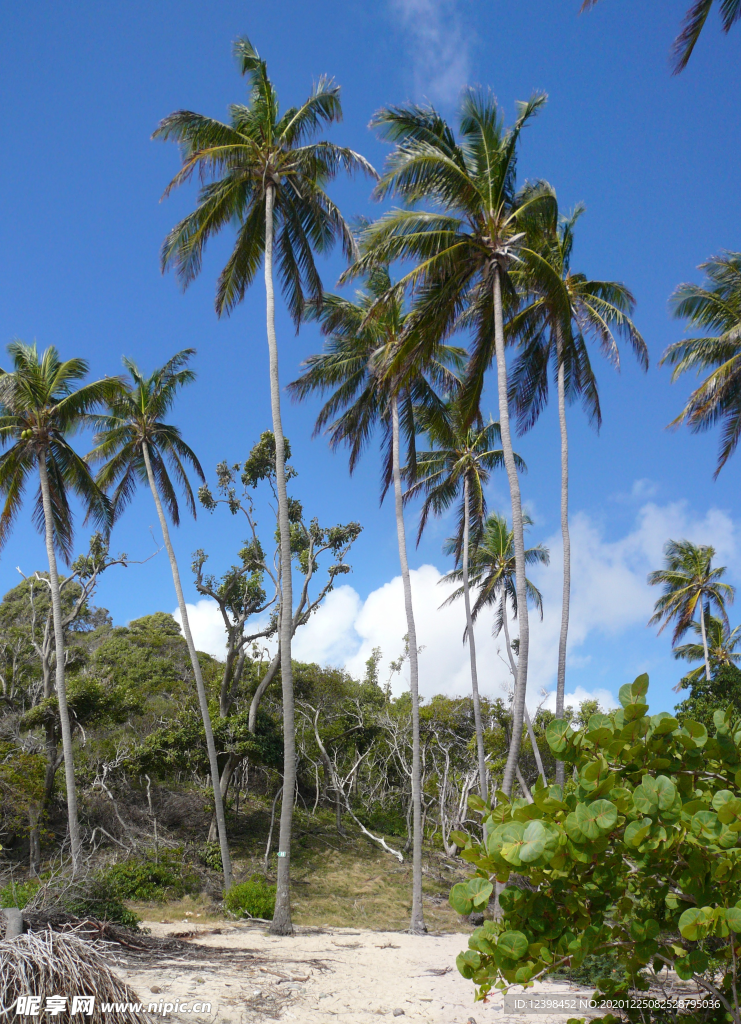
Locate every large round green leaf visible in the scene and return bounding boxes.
[726,907,741,932]
[497,931,529,961]
[654,775,677,811]
[624,817,653,847]
[679,907,711,941]
[633,783,659,816]
[467,877,494,908]
[449,883,473,915]
[564,812,588,843]
[691,810,723,841]
[576,799,617,839]
[546,719,573,754]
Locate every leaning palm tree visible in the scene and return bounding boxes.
[648,539,735,682]
[349,91,555,796]
[153,36,374,933]
[581,0,741,73]
[0,342,113,873]
[509,205,646,785]
[661,251,741,477]
[673,612,741,689]
[405,398,522,799]
[442,511,550,782]
[87,350,233,892]
[288,264,462,934]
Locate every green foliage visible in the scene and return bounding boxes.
[199,842,223,873]
[450,674,741,1023]
[676,662,741,731]
[223,875,276,920]
[0,878,40,908]
[63,875,141,928]
[102,853,200,902]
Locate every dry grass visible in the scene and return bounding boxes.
[0,929,152,1023]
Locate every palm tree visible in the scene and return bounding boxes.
[442,512,550,782]
[0,342,113,872]
[153,36,374,934]
[509,205,646,785]
[581,0,741,73]
[87,350,233,892]
[405,399,523,799]
[661,251,741,477]
[348,91,555,796]
[673,612,741,689]
[648,539,735,681]
[288,264,462,934]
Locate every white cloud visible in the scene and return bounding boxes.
[176,493,741,715]
[388,0,470,105]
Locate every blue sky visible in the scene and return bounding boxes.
[1,0,739,716]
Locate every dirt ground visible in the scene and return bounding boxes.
[120,921,598,1024]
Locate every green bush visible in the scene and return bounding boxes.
[102,853,200,902]
[199,841,223,873]
[223,875,276,919]
[63,875,140,929]
[0,879,40,909]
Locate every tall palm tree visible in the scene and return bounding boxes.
[509,205,646,785]
[581,0,741,73]
[87,350,233,892]
[661,251,741,477]
[673,612,741,689]
[288,264,462,934]
[405,399,523,799]
[648,539,735,682]
[442,511,550,782]
[348,91,555,796]
[153,36,374,934]
[0,342,113,872]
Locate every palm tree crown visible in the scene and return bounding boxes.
[406,400,523,560]
[87,349,205,523]
[581,0,741,73]
[674,612,741,687]
[510,205,647,432]
[443,512,549,633]
[648,540,735,683]
[0,341,113,559]
[154,36,375,322]
[288,264,463,494]
[662,251,741,476]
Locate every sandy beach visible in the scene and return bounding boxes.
[121,921,595,1024]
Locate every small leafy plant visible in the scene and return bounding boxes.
[223,875,276,919]
[102,852,200,902]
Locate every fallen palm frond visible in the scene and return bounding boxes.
[0,929,153,1023]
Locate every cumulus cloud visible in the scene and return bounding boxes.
[388,0,470,105]
[177,494,741,714]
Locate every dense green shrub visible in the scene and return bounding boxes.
[198,842,223,873]
[223,875,276,919]
[0,879,40,909]
[450,674,741,1024]
[63,875,140,929]
[103,852,200,902]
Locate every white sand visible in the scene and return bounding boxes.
[121,922,596,1023]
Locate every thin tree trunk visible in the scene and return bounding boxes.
[555,332,570,789]
[699,604,712,681]
[391,395,426,934]
[493,266,530,798]
[38,458,81,873]
[208,753,241,844]
[462,476,488,800]
[501,596,546,785]
[264,183,297,936]
[141,441,233,892]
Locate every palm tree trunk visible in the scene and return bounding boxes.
[555,331,570,789]
[391,394,426,934]
[38,457,81,874]
[462,475,488,799]
[501,595,546,785]
[493,265,530,798]
[699,604,712,681]
[141,441,233,892]
[264,183,297,936]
